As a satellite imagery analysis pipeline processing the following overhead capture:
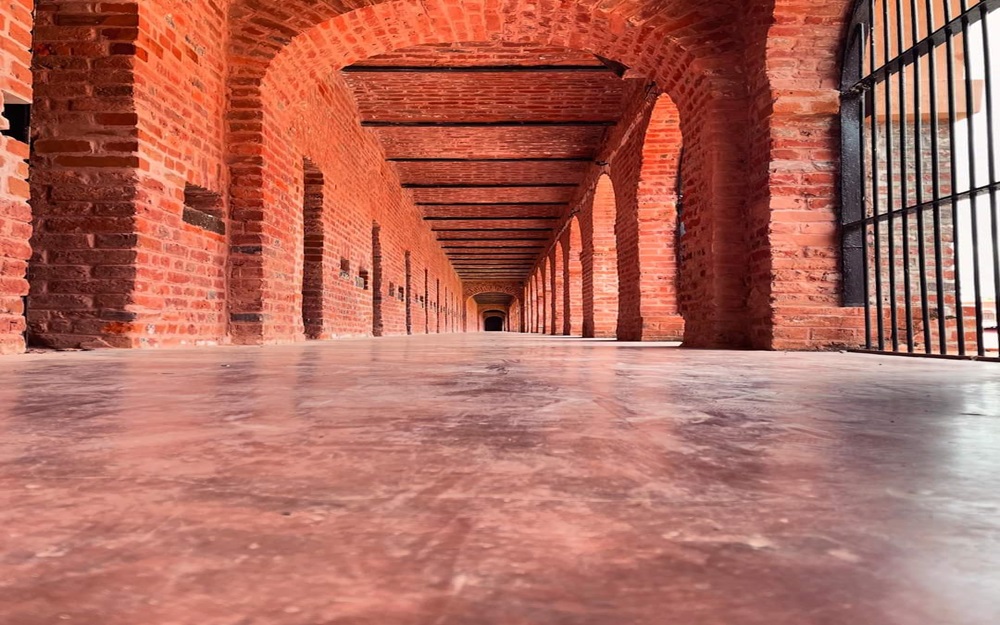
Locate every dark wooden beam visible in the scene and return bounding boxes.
[419,202,568,207]
[425,216,559,221]
[390,157,593,163]
[441,245,544,249]
[405,183,576,189]
[344,65,612,73]
[432,228,554,232]
[362,120,615,127]
[437,237,549,241]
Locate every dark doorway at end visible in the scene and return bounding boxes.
[485,317,504,332]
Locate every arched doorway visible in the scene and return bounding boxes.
[566,216,584,336]
[618,94,685,341]
[588,175,619,338]
[484,314,505,332]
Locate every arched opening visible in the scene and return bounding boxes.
[566,216,584,336]
[10,0,764,352]
[484,316,504,332]
[538,263,548,335]
[483,310,506,332]
[549,250,563,335]
[587,175,619,339]
[471,292,516,332]
[618,94,686,342]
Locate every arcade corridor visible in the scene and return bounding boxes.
[1,0,1000,622]
[1,334,998,624]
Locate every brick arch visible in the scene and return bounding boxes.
[616,94,685,341]
[228,0,745,89]
[464,283,522,302]
[235,0,756,347]
[586,174,618,338]
[565,215,584,336]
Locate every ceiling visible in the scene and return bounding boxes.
[342,42,631,282]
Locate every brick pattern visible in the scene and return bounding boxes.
[345,72,625,123]
[629,95,685,341]
[589,175,619,338]
[0,0,31,355]
[0,0,878,354]
[29,1,143,349]
[744,0,865,350]
[227,66,463,343]
[564,217,584,335]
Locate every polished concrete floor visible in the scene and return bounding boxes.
[1,334,999,625]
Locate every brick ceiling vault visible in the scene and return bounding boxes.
[342,43,636,283]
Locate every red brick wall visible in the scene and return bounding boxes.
[550,245,564,334]
[234,67,463,341]
[530,76,750,346]
[133,0,229,346]
[29,0,142,349]
[0,0,31,354]
[5,0,873,354]
[744,0,864,350]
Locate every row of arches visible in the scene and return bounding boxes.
[521,95,686,341]
[0,0,866,354]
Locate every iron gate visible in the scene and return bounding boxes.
[842,0,1000,359]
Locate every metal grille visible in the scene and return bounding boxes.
[842,0,1000,359]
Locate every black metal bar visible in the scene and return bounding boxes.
[926,0,949,354]
[343,65,611,73]
[871,0,887,350]
[911,0,933,354]
[896,0,916,353]
[854,0,1000,89]
[944,0,967,355]
[363,120,616,127]
[390,157,594,163]
[961,4,987,356]
[982,3,1000,345]
[842,21,867,308]
[854,180,1000,225]
[860,19,874,347]
[882,0,900,352]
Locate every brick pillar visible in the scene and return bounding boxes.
[533,272,540,333]
[539,262,547,335]
[29,1,142,349]
[589,175,618,338]
[0,0,31,355]
[549,249,561,335]
[567,216,583,336]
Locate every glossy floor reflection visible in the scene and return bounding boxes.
[1,334,999,624]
